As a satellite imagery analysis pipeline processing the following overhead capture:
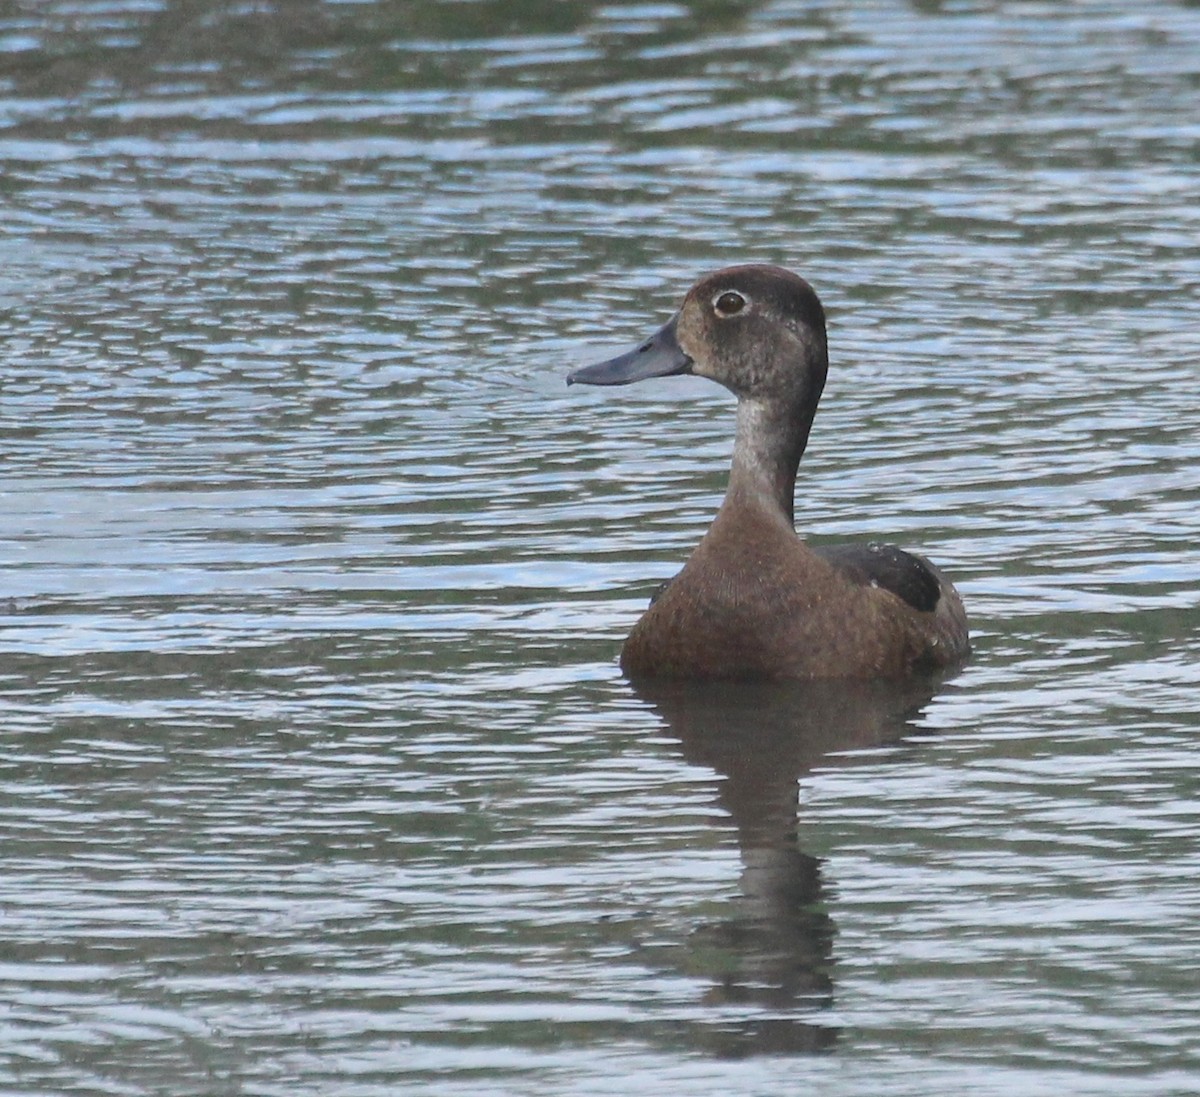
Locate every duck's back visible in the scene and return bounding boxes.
[619,503,968,681]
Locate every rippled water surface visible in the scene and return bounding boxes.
[2,1,1199,1094]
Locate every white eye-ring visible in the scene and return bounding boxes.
[713,290,746,318]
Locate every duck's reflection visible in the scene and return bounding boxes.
[631,676,939,1056]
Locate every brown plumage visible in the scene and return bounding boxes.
[568,264,969,681]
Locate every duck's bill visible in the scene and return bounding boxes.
[567,316,692,386]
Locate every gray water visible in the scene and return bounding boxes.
[2,1,1199,1094]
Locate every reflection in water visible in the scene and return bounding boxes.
[632,677,938,1056]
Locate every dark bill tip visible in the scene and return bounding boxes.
[567,315,691,387]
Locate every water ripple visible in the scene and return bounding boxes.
[2,1,1200,1094]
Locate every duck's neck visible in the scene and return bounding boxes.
[724,397,816,529]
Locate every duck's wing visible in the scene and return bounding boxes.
[648,541,954,618]
[812,542,943,613]
[649,542,941,612]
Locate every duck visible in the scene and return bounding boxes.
[567,263,969,681]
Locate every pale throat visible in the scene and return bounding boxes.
[725,396,815,528]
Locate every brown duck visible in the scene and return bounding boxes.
[568,264,970,681]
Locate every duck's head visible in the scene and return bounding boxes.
[568,264,828,408]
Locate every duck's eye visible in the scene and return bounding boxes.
[714,291,745,317]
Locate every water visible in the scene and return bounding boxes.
[2,1,1199,1093]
